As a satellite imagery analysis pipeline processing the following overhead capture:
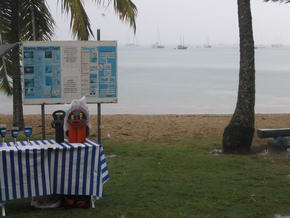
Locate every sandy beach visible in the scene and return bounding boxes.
[1,114,290,144]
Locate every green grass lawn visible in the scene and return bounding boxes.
[4,137,290,218]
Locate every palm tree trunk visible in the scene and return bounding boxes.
[10,0,24,129]
[222,0,255,153]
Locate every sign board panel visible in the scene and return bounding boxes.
[22,41,117,105]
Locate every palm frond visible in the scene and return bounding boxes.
[0,4,13,95]
[113,0,137,33]
[0,53,13,95]
[0,1,12,42]
[21,0,55,41]
[60,0,93,40]
[94,0,138,33]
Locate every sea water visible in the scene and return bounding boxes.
[1,45,290,115]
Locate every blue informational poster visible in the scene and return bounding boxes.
[23,46,61,99]
[98,46,117,98]
[22,41,117,105]
[81,46,117,99]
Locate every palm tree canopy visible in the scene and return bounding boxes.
[0,0,55,42]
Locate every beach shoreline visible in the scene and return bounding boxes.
[1,113,290,144]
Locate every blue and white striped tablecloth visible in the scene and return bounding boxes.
[0,139,109,202]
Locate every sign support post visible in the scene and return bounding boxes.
[41,103,46,139]
[97,29,102,144]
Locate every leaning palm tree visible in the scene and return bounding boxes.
[0,0,137,128]
[222,0,255,153]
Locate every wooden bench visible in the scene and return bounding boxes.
[257,128,290,149]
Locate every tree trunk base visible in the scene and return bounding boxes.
[223,124,254,153]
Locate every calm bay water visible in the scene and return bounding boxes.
[1,46,290,115]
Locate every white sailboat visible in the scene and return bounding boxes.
[177,37,188,50]
[203,44,212,48]
[152,28,165,48]
[152,42,165,48]
[271,44,283,48]
[203,38,212,48]
[126,36,139,47]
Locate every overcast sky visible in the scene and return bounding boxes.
[48,0,290,46]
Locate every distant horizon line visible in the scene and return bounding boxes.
[119,43,289,47]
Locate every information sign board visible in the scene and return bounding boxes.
[22,41,117,105]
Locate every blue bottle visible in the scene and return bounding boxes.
[11,127,19,143]
[24,127,33,143]
[0,125,7,144]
